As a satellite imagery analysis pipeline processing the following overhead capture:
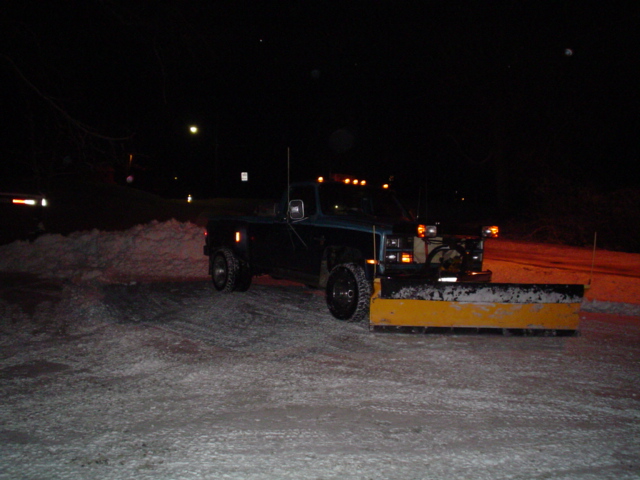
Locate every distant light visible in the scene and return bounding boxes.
[564,48,573,56]
[12,197,48,207]
[382,184,389,189]
[241,172,248,182]
[317,176,324,183]
[187,194,193,203]
[360,180,366,186]
[12,198,36,206]
[126,175,134,183]
[344,178,351,184]
[353,179,359,185]
[189,125,198,134]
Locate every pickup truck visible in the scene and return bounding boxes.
[203,177,496,322]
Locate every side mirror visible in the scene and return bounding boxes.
[288,199,305,220]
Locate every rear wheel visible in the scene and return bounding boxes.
[211,248,251,292]
[326,263,371,322]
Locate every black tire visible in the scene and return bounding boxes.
[325,263,372,322]
[211,247,248,292]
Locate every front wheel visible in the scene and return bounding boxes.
[325,263,371,322]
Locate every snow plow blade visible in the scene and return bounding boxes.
[370,278,584,334]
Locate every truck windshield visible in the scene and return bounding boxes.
[319,183,412,221]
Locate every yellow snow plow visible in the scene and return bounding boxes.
[370,278,584,334]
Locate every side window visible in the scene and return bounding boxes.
[289,186,317,216]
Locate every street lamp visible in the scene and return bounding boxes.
[189,125,198,134]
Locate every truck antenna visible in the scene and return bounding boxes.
[423,172,428,221]
[589,231,597,287]
[287,147,290,210]
[416,172,428,221]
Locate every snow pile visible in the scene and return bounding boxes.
[0,220,208,283]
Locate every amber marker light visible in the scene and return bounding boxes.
[235,231,241,242]
[317,176,324,182]
[382,184,389,189]
[482,226,500,238]
[401,253,413,263]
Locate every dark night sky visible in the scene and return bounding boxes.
[1,1,638,209]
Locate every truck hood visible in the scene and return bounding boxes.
[313,215,417,235]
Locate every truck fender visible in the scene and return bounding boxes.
[319,246,371,288]
[206,220,250,263]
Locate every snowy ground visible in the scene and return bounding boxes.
[1,220,639,479]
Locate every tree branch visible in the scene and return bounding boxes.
[1,53,134,141]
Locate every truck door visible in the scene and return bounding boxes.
[285,185,323,278]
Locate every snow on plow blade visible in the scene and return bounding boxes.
[370,278,584,333]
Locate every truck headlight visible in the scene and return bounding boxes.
[387,236,403,248]
[418,225,437,238]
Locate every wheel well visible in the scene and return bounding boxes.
[319,246,369,288]
[326,246,365,271]
[206,221,249,262]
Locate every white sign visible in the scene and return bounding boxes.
[241,172,248,182]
